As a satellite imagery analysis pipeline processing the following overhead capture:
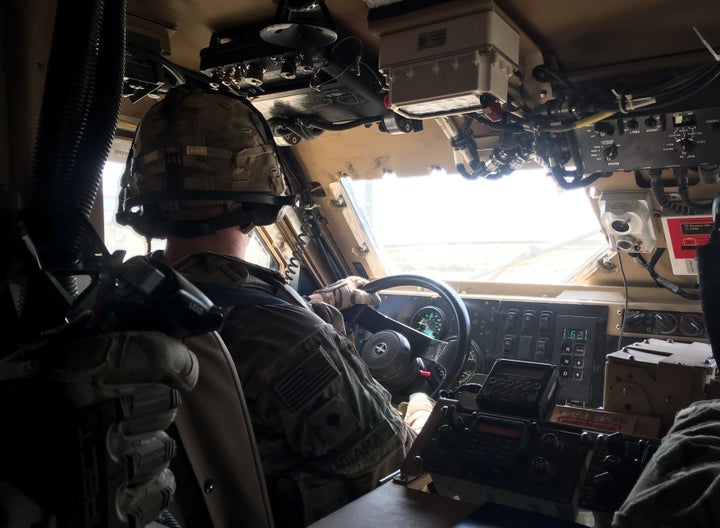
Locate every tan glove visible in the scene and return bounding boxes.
[397,392,435,434]
[309,276,381,310]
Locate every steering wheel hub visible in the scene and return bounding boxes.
[360,330,416,390]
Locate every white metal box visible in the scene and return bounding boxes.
[371,4,519,118]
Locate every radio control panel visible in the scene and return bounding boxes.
[401,399,660,523]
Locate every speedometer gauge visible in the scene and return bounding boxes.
[411,306,446,339]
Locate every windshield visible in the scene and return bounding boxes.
[342,169,608,284]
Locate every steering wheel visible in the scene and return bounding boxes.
[341,274,471,399]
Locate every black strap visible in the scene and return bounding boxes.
[193,281,289,307]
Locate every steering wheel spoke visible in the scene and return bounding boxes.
[342,274,470,398]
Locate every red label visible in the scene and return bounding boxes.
[664,216,713,259]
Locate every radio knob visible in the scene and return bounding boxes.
[540,432,564,457]
[600,432,627,457]
[594,121,615,136]
[530,456,554,480]
[437,424,456,448]
[603,144,619,161]
[679,138,696,155]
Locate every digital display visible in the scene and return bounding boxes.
[475,422,522,438]
[499,365,547,380]
[673,114,697,127]
[565,328,587,341]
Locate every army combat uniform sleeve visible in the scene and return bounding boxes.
[612,400,720,528]
[220,301,415,491]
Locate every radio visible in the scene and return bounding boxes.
[399,398,660,523]
[476,359,558,419]
[412,403,592,521]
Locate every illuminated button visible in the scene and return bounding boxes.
[573,369,584,381]
[562,343,573,354]
[574,345,586,356]
[574,358,585,368]
[559,367,571,379]
[560,355,572,367]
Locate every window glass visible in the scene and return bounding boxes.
[342,168,608,284]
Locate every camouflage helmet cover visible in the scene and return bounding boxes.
[117,88,296,238]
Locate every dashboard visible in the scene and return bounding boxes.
[374,292,709,408]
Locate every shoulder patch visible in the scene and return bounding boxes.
[275,350,339,411]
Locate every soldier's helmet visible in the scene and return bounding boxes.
[117,87,296,238]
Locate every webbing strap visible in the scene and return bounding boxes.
[193,282,290,307]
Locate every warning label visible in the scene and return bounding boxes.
[661,216,714,275]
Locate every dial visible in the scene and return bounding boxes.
[411,306,447,339]
[654,312,678,335]
[679,314,706,337]
[623,310,651,333]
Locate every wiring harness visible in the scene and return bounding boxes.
[434,33,720,189]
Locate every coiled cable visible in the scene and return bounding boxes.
[284,206,315,282]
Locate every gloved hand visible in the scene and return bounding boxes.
[0,331,198,528]
[397,392,435,434]
[309,276,381,311]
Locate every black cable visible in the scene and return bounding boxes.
[305,115,382,131]
[648,170,694,215]
[630,249,700,300]
[467,112,525,134]
[674,167,713,214]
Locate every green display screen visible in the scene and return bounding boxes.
[565,328,587,340]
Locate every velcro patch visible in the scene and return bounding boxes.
[308,395,360,451]
[275,350,339,411]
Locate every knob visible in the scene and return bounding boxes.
[594,121,615,136]
[601,454,623,472]
[603,144,619,161]
[679,314,705,337]
[530,456,554,480]
[540,433,564,457]
[437,424,456,448]
[603,432,627,457]
[623,310,649,333]
[679,138,696,155]
[403,455,426,477]
[654,312,678,335]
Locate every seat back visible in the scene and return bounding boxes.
[169,330,275,528]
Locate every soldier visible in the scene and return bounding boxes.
[117,86,432,526]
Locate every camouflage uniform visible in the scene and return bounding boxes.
[173,252,415,526]
[612,399,720,527]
